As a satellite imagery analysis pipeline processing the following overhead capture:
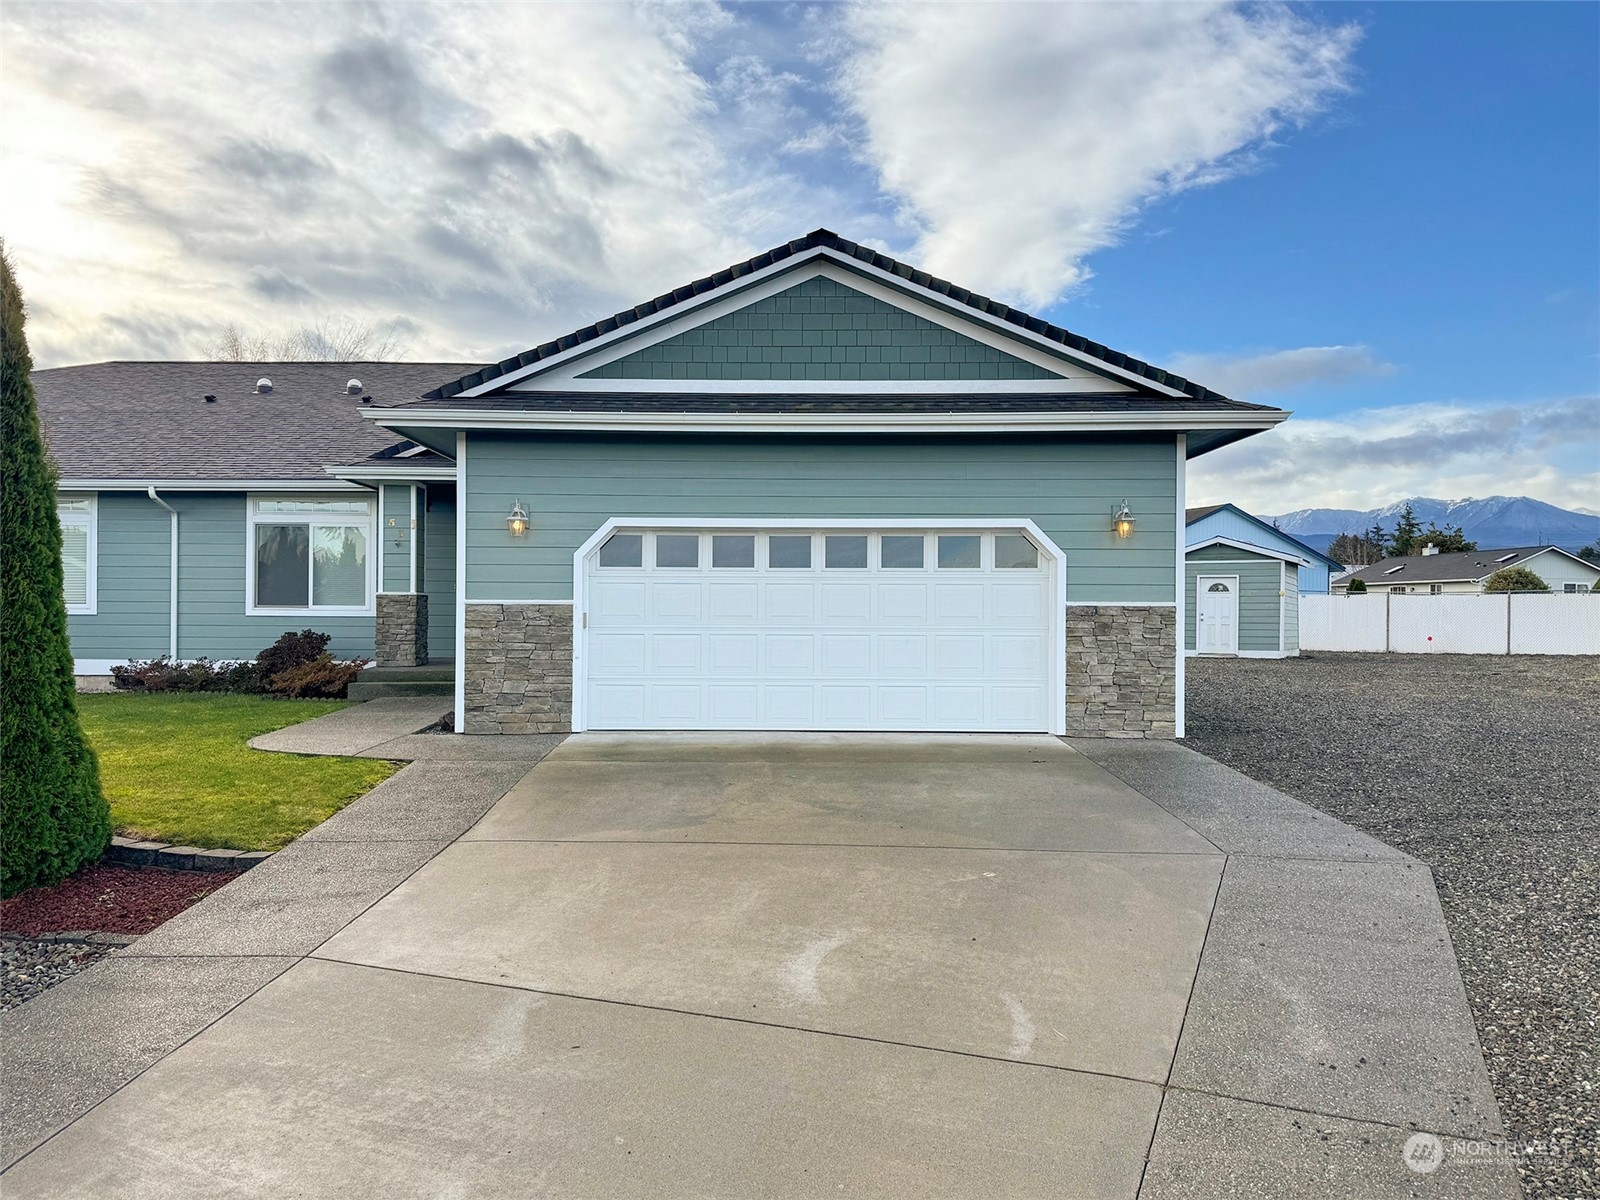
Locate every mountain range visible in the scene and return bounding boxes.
[1261,496,1600,555]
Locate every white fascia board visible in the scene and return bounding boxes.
[323,464,457,482]
[59,478,370,492]
[449,246,1192,399]
[1186,534,1310,565]
[360,407,1288,436]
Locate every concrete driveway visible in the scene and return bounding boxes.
[0,731,1514,1198]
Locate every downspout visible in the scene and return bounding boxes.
[147,487,179,659]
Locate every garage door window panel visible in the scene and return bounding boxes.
[825,535,868,569]
[880,535,925,569]
[768,535,812,569]
[937,535,982,569]
[655,534,699,569]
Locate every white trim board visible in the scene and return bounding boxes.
[1174,434,1186,739]
[367,407,1287,437]
[454,432,468,733]
[57,492,98,617]
[450,247,1187,399]
[60,478,369,492]
[568,516,1068,737]
[1186,535,1310,565]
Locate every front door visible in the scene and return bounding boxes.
[1196,576,1238,655]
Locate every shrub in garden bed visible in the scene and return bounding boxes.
[111,630,368,699]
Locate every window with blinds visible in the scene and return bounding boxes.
[57,495,96,613]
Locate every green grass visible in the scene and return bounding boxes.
[76,694,400,851]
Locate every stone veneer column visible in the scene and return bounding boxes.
[374,593,428,667]
[463,603,574,734]
[1065,605,1177,738]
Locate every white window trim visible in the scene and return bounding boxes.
[59,493,98,615]
[244,492,377,618]
[569,517,1068,736]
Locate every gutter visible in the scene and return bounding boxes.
[146,487,179,659]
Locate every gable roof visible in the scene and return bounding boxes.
[1185,502,1341,570]
[1340,545,1599,586]
[35,361,478,484]
[419,229,1249,405]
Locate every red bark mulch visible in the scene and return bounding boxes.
[0,864,239,937]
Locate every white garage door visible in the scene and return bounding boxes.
[579,526,1057,732]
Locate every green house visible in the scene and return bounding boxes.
[40,230,1286,737]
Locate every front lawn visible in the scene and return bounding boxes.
[76,694,399,851]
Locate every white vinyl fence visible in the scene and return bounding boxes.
[1300,594,1600,656]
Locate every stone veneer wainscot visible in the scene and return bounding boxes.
[463,602,574,734]
[1065,606,1177,738]
[375,593,429,668]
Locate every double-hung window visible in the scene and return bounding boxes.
[247,496,374,614]
[58,494,97,614]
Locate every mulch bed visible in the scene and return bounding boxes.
[0,863,239,938]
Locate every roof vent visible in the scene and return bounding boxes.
[1383,564,1405,575]
[1495,552,1517,564]
[203,394,217,404]
[255,377,272,394]
[360,395,373,405]
[346,379,363,395]
[1422,543,1438,556]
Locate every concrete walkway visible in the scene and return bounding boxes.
[0,725,1513,1198]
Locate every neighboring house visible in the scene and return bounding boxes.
[1183,505,1331,658]
[40,229,1288,737]
[1332,545,1600,595]
[38,361,473,673]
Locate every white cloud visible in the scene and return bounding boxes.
[1168,345,1393,397]
[1189,397,1600,513]
[838,2,1358,307]
[0,1,834,366]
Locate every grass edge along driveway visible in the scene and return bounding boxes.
[77,693,399,852]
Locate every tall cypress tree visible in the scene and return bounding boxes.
[1,243,110,896]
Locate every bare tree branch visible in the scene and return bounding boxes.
[206,318,411,362]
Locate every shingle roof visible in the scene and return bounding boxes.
[35,361,479,482]
[1342,546,1579,585]
[419,229,1244,405]
[1185,504,1226,523]
[383,391,1276,415]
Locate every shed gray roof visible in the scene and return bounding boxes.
[1341,546,1584,585]
[35,361,478,482]
[420,229,1251,406]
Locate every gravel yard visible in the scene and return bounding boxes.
[1186,652,1599,1200]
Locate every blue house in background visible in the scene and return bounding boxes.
[1183,504,1343,660]
[1186,504,1341,594]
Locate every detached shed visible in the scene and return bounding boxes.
[1185,538,1302,658]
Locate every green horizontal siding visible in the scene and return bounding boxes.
[176,493,375,661]
[578,277,1059,382]
[68,491,376,665]
[464,433,1178,604]
[66,492,171,661]
[380,484,412,593]
[423,484,457,660]
[1185,547,1283,652]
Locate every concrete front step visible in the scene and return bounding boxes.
[356,663,456,683]
[347,680,454,701]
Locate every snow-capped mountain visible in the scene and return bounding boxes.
[1262,497,1600,554]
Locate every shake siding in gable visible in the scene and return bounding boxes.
[65,492,171,661]
[1185,543,1284,653]
[577,277,1060,383]
[463,432,1178,604]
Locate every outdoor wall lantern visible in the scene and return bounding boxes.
[505,501,530,538]
[1112,501,1136,539]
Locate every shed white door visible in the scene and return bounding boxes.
[1196,576,1239,654]
[580,527,1054,731]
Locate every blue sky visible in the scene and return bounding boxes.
[1,1,1595,512]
